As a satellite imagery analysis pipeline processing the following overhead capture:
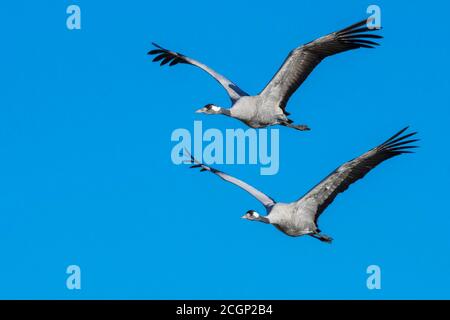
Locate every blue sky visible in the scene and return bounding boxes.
[0,0,449,299]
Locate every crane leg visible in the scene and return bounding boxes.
[280,122,311,131]
[310,233,333,243]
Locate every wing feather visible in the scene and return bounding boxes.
[260,18,382,112]
[298,127,418,223]
[148,43,248,103]
[186,152,276,209]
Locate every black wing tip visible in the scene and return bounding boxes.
[152,42,163,49]
[343,38,381,49]
[189,163,207,171]
[148,42,163,55]
[382,126,409,143]
[184,149,216,173]
[147,44,184,66]
[337,18,383,47]
[338,31,382,48]
[382,127,420,154]
[338,18,369,33]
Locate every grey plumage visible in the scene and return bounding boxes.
[186,128,418,243]
[149,18,382,131]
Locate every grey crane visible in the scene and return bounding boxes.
[186,127,418,243]
[149,18,382,131]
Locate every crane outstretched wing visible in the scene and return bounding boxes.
[260,18,382,111]
[186,152,276,209]
[298,127,418,223]
[148,43,248,103]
